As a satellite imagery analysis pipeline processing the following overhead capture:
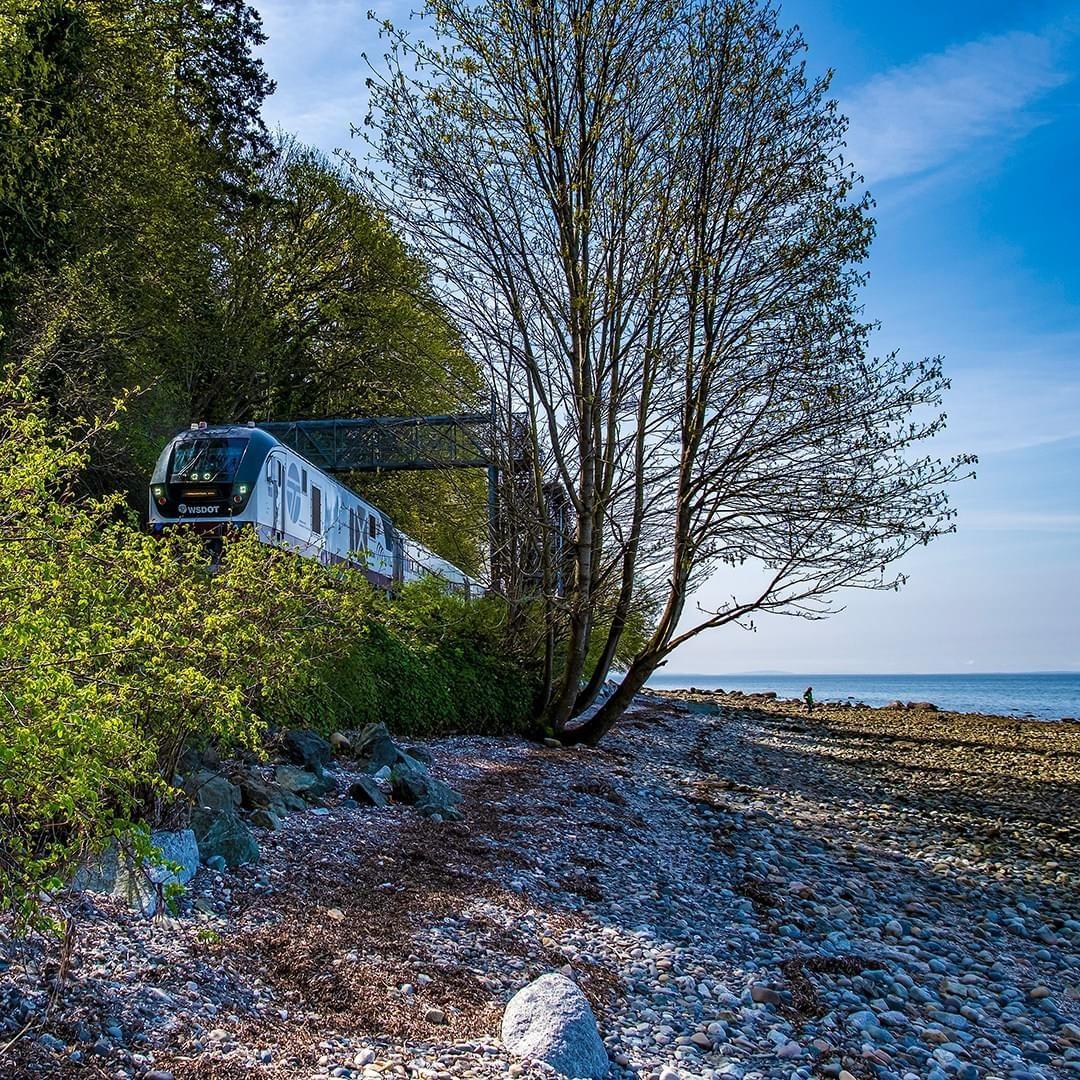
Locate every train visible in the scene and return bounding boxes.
[149,422,478,595]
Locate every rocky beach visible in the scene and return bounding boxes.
[2,693,1078,1080]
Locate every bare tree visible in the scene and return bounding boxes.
[362,0,974,741]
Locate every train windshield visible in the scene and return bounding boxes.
[170,437,248,482]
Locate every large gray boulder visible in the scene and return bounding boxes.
[389,760,462,820]
[183,769,241,812]
[281,729,333,771]
[501,973,608,1078]
[274,763,337,800]
[191,806,259,867]
[353,722,402,772]
[348,776,389,807]
[74,829,199,917]
[236,769,305,814]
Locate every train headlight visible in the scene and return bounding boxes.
[238,484,249,495]
[152,485,164,497]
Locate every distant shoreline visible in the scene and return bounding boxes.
[649,685,1080,726]
[642,670,1080,722]
[653,670,1080,678]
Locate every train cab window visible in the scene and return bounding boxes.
[170,437,247,482]
[368,514,378,540]
[311,486,322,533]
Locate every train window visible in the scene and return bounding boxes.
[368,514,378,540]
[170,437,247,482]
[301,469,308,493]
[311,486,322,533]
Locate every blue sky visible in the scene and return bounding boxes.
[251,0,1080,674]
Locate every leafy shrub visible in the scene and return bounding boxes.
[269,576,537,738]
[0,377,534,928]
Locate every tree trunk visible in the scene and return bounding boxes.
[573,547,635,713]
[560,651,664,745]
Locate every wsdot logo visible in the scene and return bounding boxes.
[178,503,186,514]
[178,503,220,515]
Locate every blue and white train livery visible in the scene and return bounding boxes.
[149,422,476,595]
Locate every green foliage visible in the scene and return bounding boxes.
[0,0,89,313]
[0,379,338,925]
[271,576,537,738]
[199,137,489,571]
[0,0,512,927]
[1,0,271,497]
[0,379,532,927]
[1,4,487,563]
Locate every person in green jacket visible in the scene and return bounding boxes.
[803,686,814,714]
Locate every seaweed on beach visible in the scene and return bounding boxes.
[779,954,884,1019]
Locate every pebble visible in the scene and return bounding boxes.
[2,697,1077,1080]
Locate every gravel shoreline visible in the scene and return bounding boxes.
[2,694,1078,1079]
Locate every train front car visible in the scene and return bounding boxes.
[150,423,477,596]
[149,422,402,589]
[149,423,271,534]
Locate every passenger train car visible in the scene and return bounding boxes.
[149,422,476,595]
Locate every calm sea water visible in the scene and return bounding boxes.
[644,672,1080,721]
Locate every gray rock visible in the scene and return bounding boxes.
[281,729,333,771]
[273,763,336,800]
[347,776,389,807]
[236,771,292,813]
[501,973,608,1079]
[182,769,240,813]
[679,698,721,716]
[191,807,259,867]
[354,722,409,773]
[389,761,462,819]
[235,777,280,812]
[249,807,282,831]
[404,745,434,766]
[73,829,199,916]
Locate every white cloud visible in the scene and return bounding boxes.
[843,31,1068,184]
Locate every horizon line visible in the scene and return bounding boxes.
[652,670,1080,677]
